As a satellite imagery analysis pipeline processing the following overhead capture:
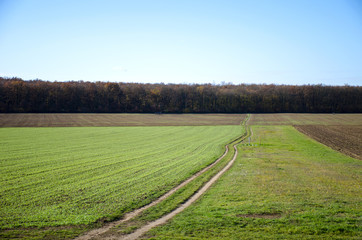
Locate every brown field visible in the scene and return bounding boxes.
[250,113,362,160]
[249,113,362,125]
[0,113,245,127]
[295,125,362,160]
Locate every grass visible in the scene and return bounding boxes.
[295,125,362,160]
[147,125,362,239]
[108,117,251,237]
[111,141,238,236]
[0,125,242,239]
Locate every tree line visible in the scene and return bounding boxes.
[0,77,361,113]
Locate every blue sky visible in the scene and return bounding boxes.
[0,0,361,85]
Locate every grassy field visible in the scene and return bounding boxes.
[0,125,242,239]
[92,118,251,239]
[249,113,362,125]
[0,113,245,127]
[146,125,362,239]
[1,113,361,239]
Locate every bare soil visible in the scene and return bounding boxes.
[249,113,362,125]
[0,113,245,127]
[295,125,362,160]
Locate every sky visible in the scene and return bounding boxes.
[0,0,361,86]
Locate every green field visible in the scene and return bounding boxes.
[1,114,361,240]
[147,126,362,239]
[0,125,242,238]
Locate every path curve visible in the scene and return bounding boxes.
[120,145,240,240]
[117,116,252,240]
[76,147,230,240]
[76,115,251,240]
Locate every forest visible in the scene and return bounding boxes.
[0,77,361,113]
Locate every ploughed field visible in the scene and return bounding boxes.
[0,113,245,127]
[251,113,362,160]
[249,113,362,125]
[0,125,242,238]
[295,125,362,160]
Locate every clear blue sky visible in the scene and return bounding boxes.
[0,0,361,85]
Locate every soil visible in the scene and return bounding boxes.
[249,113,362,125]
[295,125,362,160]
[0,113,245,127]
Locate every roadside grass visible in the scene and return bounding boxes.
[0,125,242,239]
[146,125,362,239]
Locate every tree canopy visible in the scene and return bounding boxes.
[1,77,361,113]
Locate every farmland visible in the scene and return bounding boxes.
[295,125,362,160]
[147,125,362,239]
[0,113,245,127]
[1,113,361,240]
[0,125,243,239]
[249,113,362,125]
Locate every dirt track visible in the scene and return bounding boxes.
[75,115,250,240]
[295,125,362,160]
[75,146,229,240]
[116,117,251,240]
[120,145,241,240]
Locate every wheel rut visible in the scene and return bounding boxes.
[75,146,229,240]
[75,115,251,240]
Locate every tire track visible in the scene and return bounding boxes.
[120,145,240,240]
[116,115,252,240]
[76,147,229,240]
[76,115,251,240]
